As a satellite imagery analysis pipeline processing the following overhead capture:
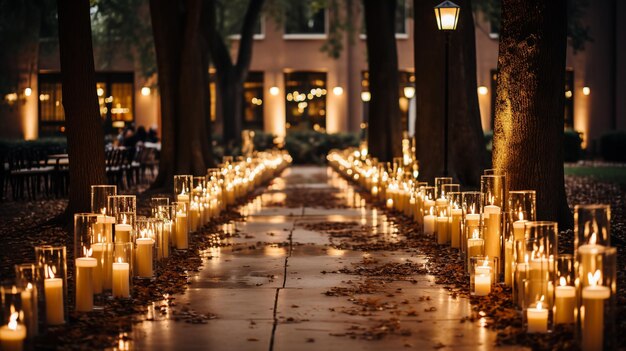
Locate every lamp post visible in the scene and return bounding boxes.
[434,0,460,177]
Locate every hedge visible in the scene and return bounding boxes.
[600,131,626,162]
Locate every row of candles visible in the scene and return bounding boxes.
[328,144,616,351]
[0,151,291,351]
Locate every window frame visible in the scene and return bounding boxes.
[227,15,266,40]
[283,5,328,40]
[359,0,410,40]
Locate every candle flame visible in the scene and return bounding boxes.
[47,265,55,279]
[101,207,106,215]
[122,214,127,225]
[590,232,597,245]
[470,204,475,215]
[489,193,494,206]
[27,282,33,290]
[8,311,18,330]
[587,270,602,286]
[518,211,524,221]
[482,257,489,267]
[117,257,123,264]
[430,207,434,216]
[536,301,543,310]
[83,246,93,258]
[472,229,480,239]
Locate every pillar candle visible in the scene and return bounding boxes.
[0,314,26,351]
[554,279,575,325]
[161,222,171,258]
[467,231,484,268]
[175,212,189,250]
[44,273,64,325]
[91,243,110,292]
[115,223,132,243]
[135,238,154,278]
[96,215,115,242]
[189,203,200,232]
[512,217,527,241]
[386,198,393,209]
[423,211,435,236]
[483,205,502,264]
[20,285,37,337]
[436,216,448,245]
[474,273,491,296]
[504,239,514,286]
[112,260,130,298]
[450,209,462,248]
[75,257,97,312]
[514,262,528,307]
[527,302,549,333]
[177,193,189,203]
[581,284,610,351]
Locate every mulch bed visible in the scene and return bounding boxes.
[317,169,626,350]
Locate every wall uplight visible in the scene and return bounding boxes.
[269,86,280,96]
[582,86,591,96]
[477,86,488,95]
[24,88,32,97]
[403,86,416,99]
[332,86,344,96]
[361,91,371,102]
[141,86,151,96]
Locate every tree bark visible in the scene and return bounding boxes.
[207,0,264,149]
[493,0,572,227]
[149,0,215,189]
[363,0,403,162]
[413,0,486,186]
[57,0,107,217]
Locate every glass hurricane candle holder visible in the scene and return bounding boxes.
[156,205,173,255]
[14,264,38,338]
[574,204,610,252]
[135,218,157,280]
[73,213,100,312]
[441,183,460,200]
[466,227,485,270]
[172,201,189,250]
[470,256,496,296]
[434,177,452,200]
[174,175,193,203]
[448,191,463,249]
[112,242,133,298]
[524,237,554,312]
[34,245,67,326]
[108,195,136,243]
[481,174,506,280]
[462,191,481,262]
[505,190,537,286]
[150,197,170,217]
[525,296,551,334]
[554,255,576,325]
[0,284,26,351]
[90,185,117,214]
[576,247,616,351]
[513,246,529,309]
[435,201,450,245]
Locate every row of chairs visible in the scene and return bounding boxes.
[1,145,159,200]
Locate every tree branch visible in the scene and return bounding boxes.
[235,0,265,77]
[206,0,232,72]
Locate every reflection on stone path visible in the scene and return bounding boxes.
[132,166,526,351]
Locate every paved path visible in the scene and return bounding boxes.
[132,166,525,351]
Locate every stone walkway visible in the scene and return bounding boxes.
[132,166,526,351]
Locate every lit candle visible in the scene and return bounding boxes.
[436,211,449,245]
[512,211,527,241]
[189,201,200,232]
[75,248,97,312]
[177,191,189,203]
[91,242,109,292]
[115,216,132,243]
[175,210,188,250]
[514,258,529,307]
[161,221,171,258]
[581,270,610,351]
[423,207,435,236]
[44,266,64,325]
[135,233,155,278]
[450,208,462,248]
[554,276,575,325]
[504,238,514,286]
[527,299,548,333]
[96,210,115,242]
[483,197,501,266]
[386,198,393,209]
[474,259,491,296]
[467,229,484,268]
[112,258,130,298]
[0,311,26,351]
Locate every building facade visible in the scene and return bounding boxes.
[2,1,624,152]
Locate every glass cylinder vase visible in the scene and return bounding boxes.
[574,204,610,251]
[0,284,26,350]
[14,263,38,338]
[481,174,506,280]
[34,246,67,326]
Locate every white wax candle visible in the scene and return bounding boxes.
[504,240,514,286]
[44,278,64,325]
[175,213,189,250]
[177,194,189,202]
[0,320,26,351]
[112,261,130,298]
[423,214,435,236]
[554,285,576,324]
[512,220,527,241]
[581,285,610,351]
[162,222,171,258]
[135,238,155,278]
[436,217,448,245]
[474,273,491,296]
[91,243,105,293]
[450,209,462,248]
[190,206,200,232]
[484,208,501,261]
[115,224,132,243]
[527,304,549,333]
[75,257,97,312]
[20,288,37,337]
[96,215,116,224]
[467,237,484,268]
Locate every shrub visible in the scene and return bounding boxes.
[285,130,360,164]
[600,131,626,162]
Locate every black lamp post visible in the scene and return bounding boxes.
[434,0,460,177]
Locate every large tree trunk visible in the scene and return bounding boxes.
[413,0,486,186]
[207,0,264,150]
[57,0,107,217]
[149,0,215,189]
[493,0,572,227]
[363,0,402,162]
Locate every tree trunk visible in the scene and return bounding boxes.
[217,68,244,150]
[149,0,215,188]
[363,0,402,162]
[493,0,572,227]
[57,0,107,217]
[413,0,486,186]
[149,0,182,189]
